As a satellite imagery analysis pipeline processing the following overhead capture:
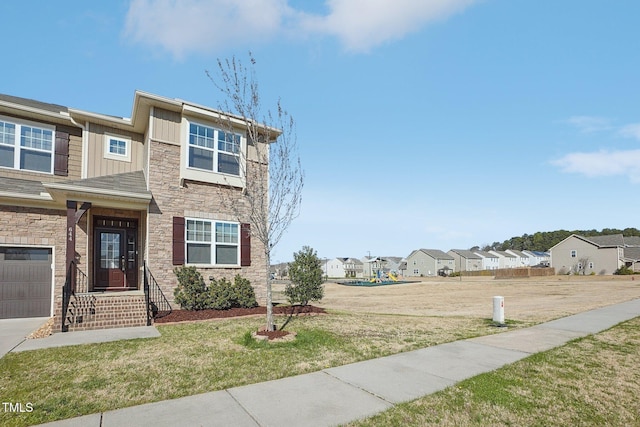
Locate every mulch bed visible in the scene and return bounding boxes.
[153,304,326,324]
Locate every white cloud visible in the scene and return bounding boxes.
[124,0,478,57]
[551,149,640,183]
[564,116,613,133]
[124,0,294,58]
[619,123,640,140]
[299,0,477,52]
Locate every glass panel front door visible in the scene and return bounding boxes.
[93,218,138,290]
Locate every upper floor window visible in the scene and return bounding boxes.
[570,250,577,258]
[188,123,241,176]
[0,118,54,173]
[104,134,131,162]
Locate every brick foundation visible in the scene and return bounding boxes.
[59,292,148,332]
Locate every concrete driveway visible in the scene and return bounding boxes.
[0,317,50,358]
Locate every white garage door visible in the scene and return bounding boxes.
[0,247,53,319]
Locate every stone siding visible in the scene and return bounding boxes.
[146,139,268,307]
[0,206,66,326]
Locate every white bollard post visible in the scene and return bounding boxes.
[493,296,505,324]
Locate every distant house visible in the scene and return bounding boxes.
[381,256,404,274]
[489,250,518,269]
[405,249,455,277]
[522,250,550,267]
[361,256,383,279]
[505,249,530,267]
[550,234,640,275]
[324,257,363,278]
[474,251,500,270]
[447,249,482,271]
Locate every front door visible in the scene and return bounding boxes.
[94,218,138,290]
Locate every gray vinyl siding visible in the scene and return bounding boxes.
[551,236,622,275]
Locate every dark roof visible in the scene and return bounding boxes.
[623,247,640,261]
[0,93,68,114]
[0,176,48,197]
[624,236,640,247]
[449,249,481,259]
[61,171,150,196]
[418,249,454,260]
[474,250,498,258]
[582,234,625,247]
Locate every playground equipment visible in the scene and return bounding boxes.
[369,271,399,283]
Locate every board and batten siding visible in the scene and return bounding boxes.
[152,108,181,145]
[85,124,145,178]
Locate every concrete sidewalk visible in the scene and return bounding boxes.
[23,298,640,427]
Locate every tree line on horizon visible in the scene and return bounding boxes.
[472,228,640,253]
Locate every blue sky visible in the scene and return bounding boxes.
[2,1,639,262]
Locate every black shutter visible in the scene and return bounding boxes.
[54,130,69,176]
[240,223,251,266]
[173,217,185,265]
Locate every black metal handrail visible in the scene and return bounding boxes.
[144,261,172,325]
[74,266,89,294]
[62,262,74,332]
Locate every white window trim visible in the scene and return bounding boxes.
[0,114,55,174]
[185,217,240,267]
[180,116,246,188]
[103,133,131,162]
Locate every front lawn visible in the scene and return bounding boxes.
[0,311,499,426]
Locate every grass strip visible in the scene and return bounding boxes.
[347,317,640,426]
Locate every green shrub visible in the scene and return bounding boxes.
[173,267,258,310]
[232,274,258,308]
[286,246,324,306]
[173,266,208,310]
[614,266,634,275]
[208,277,234,309]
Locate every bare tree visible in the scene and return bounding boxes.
[577,257,590,275]
[207,53,304,331]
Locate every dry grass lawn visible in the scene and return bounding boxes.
[2,275,639,426]
[310,275,640,322]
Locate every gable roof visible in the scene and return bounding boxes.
[474,250,498,259]
[0,94,68,115]
[449,249,481,259]
[623,247,640,261]
[409,249,454,260]
[506,249,528,257]
[623,236,640,247]
[582,234,625,247]
[490,250,516,258]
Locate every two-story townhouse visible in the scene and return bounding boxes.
[505,249,530,267]
[447,249,482,272]
[343,257,364,278]
[473,251,500,270]
[381,256,403,275]
[549,234,634,275]
[324,257,363,278]
[522,250,550,267]
[488,250,518,269]
[0,91,274,332]
[405,249,455,277]
[361,256,384,279]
